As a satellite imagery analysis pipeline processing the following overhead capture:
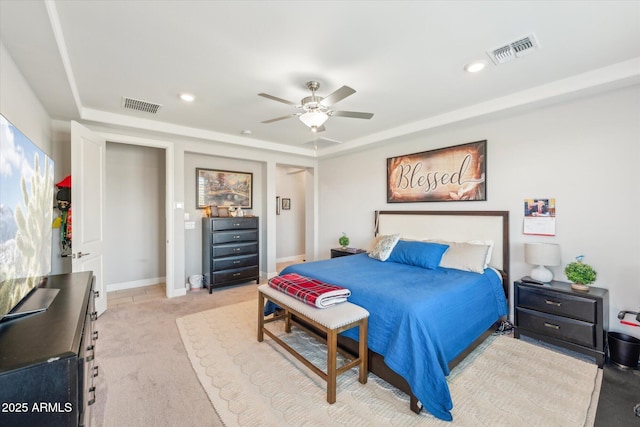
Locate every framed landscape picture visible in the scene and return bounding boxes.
[196,168,253,209]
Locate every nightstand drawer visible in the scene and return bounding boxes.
[517,308,596,348]
[518,287,597,323]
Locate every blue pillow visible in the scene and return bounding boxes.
[387,240,449,270]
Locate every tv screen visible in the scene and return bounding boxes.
[0,114,54,320]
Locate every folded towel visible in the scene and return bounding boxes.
[268,273,351,308]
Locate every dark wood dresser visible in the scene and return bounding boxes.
[202,217,260,293]
[0,271,97,426]
[514,280,609,367]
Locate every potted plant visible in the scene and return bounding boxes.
[564,255,597,291]
[338,232,350,249]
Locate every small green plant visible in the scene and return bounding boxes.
[564,256,597,285]
[338,232,349,248]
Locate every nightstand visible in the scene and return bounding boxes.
[514,280,609,367]
[330,247,366,258]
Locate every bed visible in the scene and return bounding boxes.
[278,210,510,421]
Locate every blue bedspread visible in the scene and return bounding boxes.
[280,253,507,421]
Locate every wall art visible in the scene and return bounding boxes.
[196,168,253,209]
[387,140,486,202]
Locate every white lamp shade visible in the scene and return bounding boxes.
[524,243,560,282]
[299,111,328,129]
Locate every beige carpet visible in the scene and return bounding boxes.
[177,300,600,426]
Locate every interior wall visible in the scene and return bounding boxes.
[105,142,166,290]
[0,42,51,155]
[318,85,640,336]
[276,165,306,262]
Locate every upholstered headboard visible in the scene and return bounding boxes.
[375,210,510,296]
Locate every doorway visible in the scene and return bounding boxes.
[104,142,166,294]
[275,165,307,265]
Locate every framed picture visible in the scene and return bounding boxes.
[282,198,291,210]
[387,140,486,202]
[196,168,253,209]
[276,196,280,215]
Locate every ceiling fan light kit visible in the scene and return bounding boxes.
[259,81,373,133]
[299,111,328,132]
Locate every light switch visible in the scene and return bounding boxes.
[184,221,195,230]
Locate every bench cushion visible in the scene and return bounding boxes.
[258,284,369,329]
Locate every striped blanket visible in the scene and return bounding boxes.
[268,273,351,308]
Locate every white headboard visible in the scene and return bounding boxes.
[375,210,510,294]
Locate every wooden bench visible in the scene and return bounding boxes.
[257,283,369,404]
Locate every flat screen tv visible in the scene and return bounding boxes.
[0,114,55,321]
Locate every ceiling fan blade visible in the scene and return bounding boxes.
[258,93,297,106]
[261,113,300,124]
[330,110,374,119]
[319,85,355,107]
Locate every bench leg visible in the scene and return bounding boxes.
[327,329,337,404]
[285,309,292,333]
[257,292,264,342]
[358,319,368,384]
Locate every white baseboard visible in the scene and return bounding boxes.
[107,276,166,293]
[276,254,305,263]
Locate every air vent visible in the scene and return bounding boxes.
[487,34,540,65]
[121,97,162,114]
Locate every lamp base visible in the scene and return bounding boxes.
[530,265,553,283]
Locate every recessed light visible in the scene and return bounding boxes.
[464,61,487,73]
[241,130,252,135]
[180,93,195,102]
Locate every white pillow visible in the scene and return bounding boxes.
[426,239,490,274]
[368,234,400,261]
[468,239,494,268]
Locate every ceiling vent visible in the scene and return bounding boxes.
[487,34,540,65]
[121,97,162,114]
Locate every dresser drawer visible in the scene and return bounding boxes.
[212,266,258,283]
[211,242,258,258]
[212,229,258,244]
[212,254,258,271]
[517,287,597,323]
[210,217,258,231]
[517,308,596,348]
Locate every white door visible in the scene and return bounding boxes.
[71,121,107,315]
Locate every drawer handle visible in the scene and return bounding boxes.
[88,386,96,406]
[233,248,241,252]
[545,299,562,307]
[233,223,241,226]
[544,322,560,330]
[93,330,99,341]
[93,366,99,378]
[233,260,241,264]
[233,273,241,277]
[233,235,240,239]
[91,311,98,321]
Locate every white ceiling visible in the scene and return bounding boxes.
[1,1,639,157]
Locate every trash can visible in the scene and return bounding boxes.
[608,332,640,368]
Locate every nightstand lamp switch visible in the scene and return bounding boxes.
[524,242,560,283]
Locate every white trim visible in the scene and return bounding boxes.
[107,277,167,293]
[98,131,176,300]
[276,254,306,264]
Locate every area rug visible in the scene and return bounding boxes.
[177,300,598,426]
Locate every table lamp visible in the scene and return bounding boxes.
[524,243,560,283]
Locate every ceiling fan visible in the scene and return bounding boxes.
[259,81,374,133]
